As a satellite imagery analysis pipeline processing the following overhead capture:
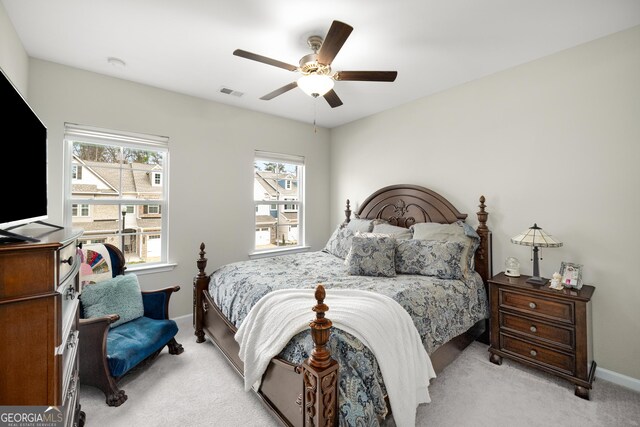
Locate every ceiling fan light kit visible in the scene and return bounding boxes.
[233,20,397,108]
[297,74,334,97]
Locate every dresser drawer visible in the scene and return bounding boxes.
[61,327,79,397]
[499,288,574,324]
[501,333,575,375]
[58,240,79,285]
[62,365,80,427]
[57,272,80,345]
[500,311,574,351]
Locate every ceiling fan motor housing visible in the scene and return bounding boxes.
[299,53,331,76]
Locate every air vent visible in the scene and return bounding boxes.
[219,87,244,97]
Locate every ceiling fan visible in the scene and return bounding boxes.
[233,20,398,108]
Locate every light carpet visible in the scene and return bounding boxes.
[80,317,640,426]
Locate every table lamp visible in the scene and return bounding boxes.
[511,223,562,285]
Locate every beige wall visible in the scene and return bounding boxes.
[330,26,640,379]
[0,3,28,94]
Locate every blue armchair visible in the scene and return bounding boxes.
[78,244,183,406]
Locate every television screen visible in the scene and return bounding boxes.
[0,68,48,229]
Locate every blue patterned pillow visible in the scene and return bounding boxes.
[395,239,465,279]
[410,221,480,276]
[80,274,144,328]
[345,234,396,277]
[323,225,355,259]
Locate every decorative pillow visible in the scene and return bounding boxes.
[323,225,355,259]
[395,239,465,279]
[410,221,480,276]
[79,244,114,285]
[345,234,396,277]
[372,223,412,240]
[80,274,144,328]
[345,217,374,233]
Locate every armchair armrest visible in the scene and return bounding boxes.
[78,314,119,386]
[141,285,180,320]
[78,314,128,406]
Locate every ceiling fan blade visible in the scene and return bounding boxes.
[335,71,398,82]
[260,82,298,100]
[317,21,353,65]
[233,49,297,72]
[323,89,343,108]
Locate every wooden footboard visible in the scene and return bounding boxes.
[193,244,338,427]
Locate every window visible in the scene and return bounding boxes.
[143,205,161,215]
[64,123,170,269]
[152,171,162,186]
[72,165,82,180]
[253,151,304,252]
[72,203,90,217]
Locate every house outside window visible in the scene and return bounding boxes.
[253,151,304,253]
[63,123,170,268]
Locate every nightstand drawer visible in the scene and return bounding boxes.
[500,312,574,350]
[501,334,575,375]
[500,288,574,324]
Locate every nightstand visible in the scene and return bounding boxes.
[488,272,596,399]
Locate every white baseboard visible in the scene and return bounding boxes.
[596,366,640,393]
[172,313,191,324]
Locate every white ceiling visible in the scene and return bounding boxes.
[3,0,639,128]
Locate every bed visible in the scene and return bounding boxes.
[193,184,492,427]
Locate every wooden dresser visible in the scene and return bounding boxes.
[488,272,596,399]
[0,227,85,426]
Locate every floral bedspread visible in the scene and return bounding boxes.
[209,250,488,426]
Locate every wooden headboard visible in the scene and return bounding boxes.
[343,184,492,283]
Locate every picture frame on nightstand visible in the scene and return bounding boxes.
[559,261,583,289]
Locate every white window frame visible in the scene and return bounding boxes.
[251,150,307,258]
[63,123,174,273]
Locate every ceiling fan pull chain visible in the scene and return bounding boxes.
[313,97,318,134]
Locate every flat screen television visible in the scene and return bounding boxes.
[0,67,52,243]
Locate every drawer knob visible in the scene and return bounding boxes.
[529,302,537,309]
[61,256,74,265]
[530,349,538,357]
[530,325,537,333]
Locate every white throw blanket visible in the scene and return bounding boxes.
[235,288,436,427]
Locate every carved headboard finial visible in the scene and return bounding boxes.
[477,196,488,232]
[344,199,352,223]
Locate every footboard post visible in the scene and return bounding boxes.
[301,285,339,427]
[474,196,492,344]
[193,243,210,343]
